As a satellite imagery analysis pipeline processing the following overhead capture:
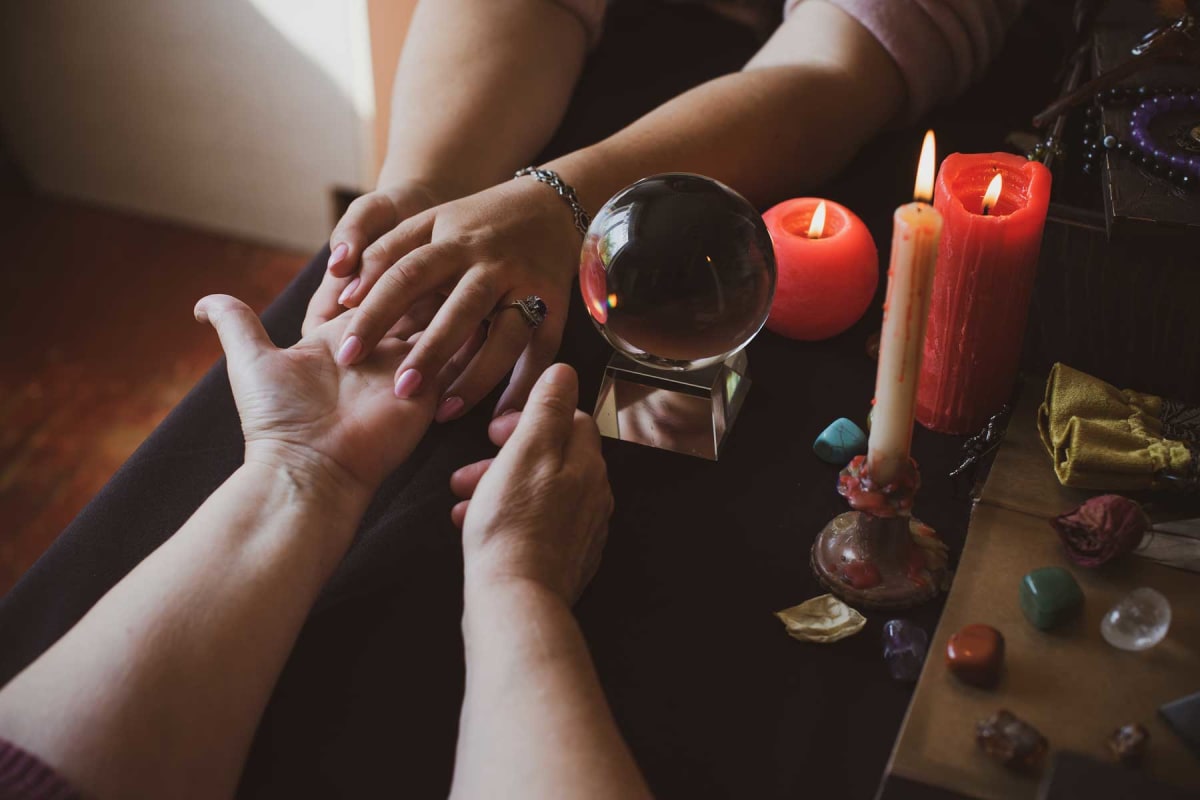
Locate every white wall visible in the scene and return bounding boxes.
[0,0,376,250]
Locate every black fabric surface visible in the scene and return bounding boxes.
[0,3,1066,798]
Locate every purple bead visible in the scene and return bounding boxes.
[1171,154,1185,167]
[1153,150,1167,160]
[882,619,929,682]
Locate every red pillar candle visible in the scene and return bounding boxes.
[916,153,1051,434]
[762,198,878,341]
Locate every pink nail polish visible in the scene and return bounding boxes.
[394,368,422,399]
[336,335,363,366]
[327,242,349,270]
[338,276,361,306]
[436,396,464,422]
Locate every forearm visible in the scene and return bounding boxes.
[0,461,367,799]
[546,0,903,214]
[451,578,650,799]
[378,0,589,198]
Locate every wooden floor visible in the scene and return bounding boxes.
[0,186,309,595]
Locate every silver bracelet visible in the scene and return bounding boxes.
[514,167,591,238]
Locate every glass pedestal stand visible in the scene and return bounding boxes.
[810,455,949,610]
[593,350,749,460]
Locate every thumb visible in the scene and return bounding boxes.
[505,364,579,461]
[194,294,274,366]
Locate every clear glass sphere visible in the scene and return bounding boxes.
[580,173,776,370]
[1100,587,1171,651]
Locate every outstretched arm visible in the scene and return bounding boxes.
[549,0,905,212]
[448,366,650,799]
[0,298,444,799]
[305,0,591,333]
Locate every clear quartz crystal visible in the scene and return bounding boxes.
[1100,587,1171,651]
[579,174,776,371]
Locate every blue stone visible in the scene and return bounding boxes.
[813,418,868,465]
[882,619,929,682]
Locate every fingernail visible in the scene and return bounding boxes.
[327,242,349,270]
[541,364,566,385]
[394,368,422,399]
[336,335,363,366]
[499,407,519,417]
[435,395,464,422]
[337,276,361,306]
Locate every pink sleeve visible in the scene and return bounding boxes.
[0,740,78,800]
[549,0,607,47]
[787,0,1026,119]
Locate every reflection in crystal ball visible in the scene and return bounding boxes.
[580,173,776,370]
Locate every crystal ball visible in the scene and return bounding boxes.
[579,173,776,370]
[1100,587,1171,651]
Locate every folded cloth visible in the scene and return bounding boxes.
[1037,363,1199,491]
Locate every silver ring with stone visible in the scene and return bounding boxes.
[508,295,548,329]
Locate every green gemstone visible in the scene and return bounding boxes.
[1019,567,1083,630]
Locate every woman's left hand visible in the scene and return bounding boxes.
[195,294,450,500]
[333,177,583,423]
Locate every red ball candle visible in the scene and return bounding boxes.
[916,153,1051,434]
[762,198,878,341]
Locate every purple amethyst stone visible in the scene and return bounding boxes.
[882,619,929,682]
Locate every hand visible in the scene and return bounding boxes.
[333,178,582,423]
[302,180,443,337]
[196,294,449,502]
[449,364,612,605]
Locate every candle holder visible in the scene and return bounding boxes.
[811,456,949,609]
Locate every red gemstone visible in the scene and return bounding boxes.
[946,623,1005,688]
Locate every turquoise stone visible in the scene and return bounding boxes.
[813,418,867,465]
[1019,567,1083,630]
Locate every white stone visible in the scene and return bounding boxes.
[1100,587,1171,651]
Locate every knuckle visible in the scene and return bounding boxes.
[378,261,417,295]
[535,391,573,417]
[346,193,374,214]
[463,273,496,304]
[361,242,390,272]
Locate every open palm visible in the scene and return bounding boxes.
[196,295,445,495]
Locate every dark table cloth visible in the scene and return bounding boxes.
[0,3,1066,797]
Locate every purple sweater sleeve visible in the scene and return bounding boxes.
[0,741,78,800]
[788,0,1025,119]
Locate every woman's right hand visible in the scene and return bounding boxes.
[450,364,613,605]
[302,180,443,337]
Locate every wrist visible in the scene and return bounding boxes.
[463,567,571,617]
[542,144,622,228]
[243,441,374,521]
[462,550,573,610]
[373,167,450,205]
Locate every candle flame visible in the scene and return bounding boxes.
[982,173,1003,215]
[807,200,827,239]
[913,130,936,203]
